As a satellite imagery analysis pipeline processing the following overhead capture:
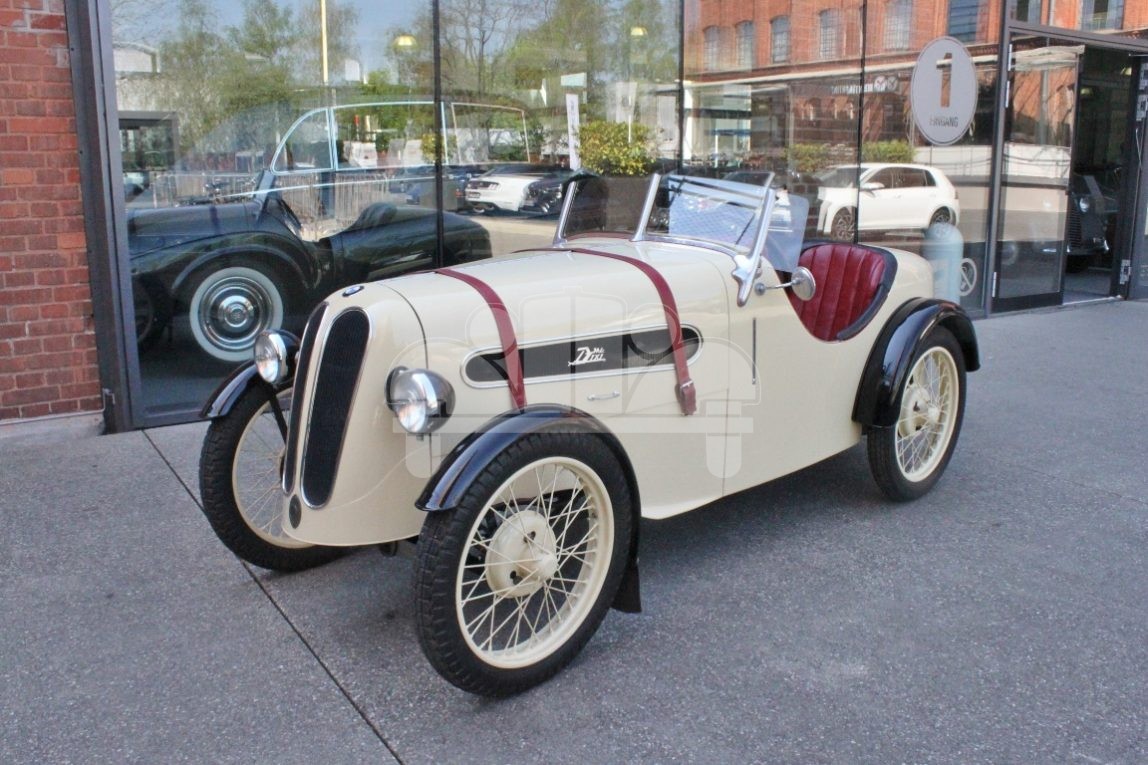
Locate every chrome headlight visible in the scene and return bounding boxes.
[1077,195,1092,213]
[387,367,454,434]
[253,330,289,384]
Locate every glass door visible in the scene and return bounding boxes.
[992,35,1083,311]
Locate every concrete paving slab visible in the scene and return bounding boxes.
[144,421,208,503]
[6,299,1148,763]
[243,301,1148,763]
[0,432,394,764]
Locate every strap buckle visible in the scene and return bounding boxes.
[676,379,697,416]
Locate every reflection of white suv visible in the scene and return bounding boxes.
[815,163,959,239]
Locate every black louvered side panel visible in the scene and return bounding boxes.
[1066,207,1082,248]
[301,309,370,507]
[283,302,328,494]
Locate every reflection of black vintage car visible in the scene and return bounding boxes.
[521,171,596,215]
[1066,173,1117,273]
[130,194,492,361]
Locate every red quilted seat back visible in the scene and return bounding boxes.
[787,242,894,342]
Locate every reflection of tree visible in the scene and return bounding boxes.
[295,0,361,87]
[427,0,532,96]
[153,0,228,154]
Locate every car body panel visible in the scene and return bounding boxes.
[283,285,432,546]
[281,240,933,545]
[277,173,973,549]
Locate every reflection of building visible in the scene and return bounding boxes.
[683,1,1011,163]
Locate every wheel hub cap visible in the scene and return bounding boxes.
[485,509,558,598]
[217,294,256,331]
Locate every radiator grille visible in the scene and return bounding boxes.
[283,302,327,494]
[301,309,370,507]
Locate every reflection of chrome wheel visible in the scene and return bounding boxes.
[415,433,632,696]
[868,328,966,501]
[199,385,343,571]
[930,208,953,227]
[188,264,285,363]
[831,208,856,240]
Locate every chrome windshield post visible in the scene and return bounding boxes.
[632,172,663,242]
[733,184,777,307]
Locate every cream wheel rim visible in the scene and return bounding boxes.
[896,346,959,482]
[231,391,308,548]
[455,456,613,669]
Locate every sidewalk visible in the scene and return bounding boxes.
[3,300,1146,763]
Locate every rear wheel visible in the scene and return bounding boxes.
[868,327,966,501]
[199,384,343,572]
[414,431,632,696]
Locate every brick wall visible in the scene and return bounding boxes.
[0,0,101,422]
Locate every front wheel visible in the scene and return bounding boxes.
[867,327,966,501]
[199,384,343,572]
[414,432,633,696]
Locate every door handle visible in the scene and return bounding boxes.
[586,390,620,402]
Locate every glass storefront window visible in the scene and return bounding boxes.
[439,0,681,256]
[100,0,1148,425]
[115,0,452,423]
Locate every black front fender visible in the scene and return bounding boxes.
[417,405,643,613]
[199,362,287,420]
[853,298,979,429]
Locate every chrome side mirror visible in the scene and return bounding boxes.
[755,266,817,302]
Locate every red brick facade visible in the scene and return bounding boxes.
[0,0,100,422]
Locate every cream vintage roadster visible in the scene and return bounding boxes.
[198,173,979,696]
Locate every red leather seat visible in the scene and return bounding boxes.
[787,242,895,342]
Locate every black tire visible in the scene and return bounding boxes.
[867,327,966,501]
[199,384,343,572]
[831,207,856,240]
[134,277,172,354]
[414,431,633,696]
[185,260,290,363]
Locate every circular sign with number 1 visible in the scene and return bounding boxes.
[911,37,978,146]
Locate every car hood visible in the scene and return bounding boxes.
[382,237,731,362]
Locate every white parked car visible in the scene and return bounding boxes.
[464,164,574,213]
[815,163,960,239]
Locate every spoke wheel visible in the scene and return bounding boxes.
[199,384,343,571]
[868,327,966,501]
[415,432,632,696]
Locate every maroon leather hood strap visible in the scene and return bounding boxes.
[436,268,526,410]
[560,247,697,416]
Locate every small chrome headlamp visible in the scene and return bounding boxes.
[386,367,455,434]
[253,330,290,384]
[1078,195,1092,213]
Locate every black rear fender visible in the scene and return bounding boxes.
[853,298,979,429]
